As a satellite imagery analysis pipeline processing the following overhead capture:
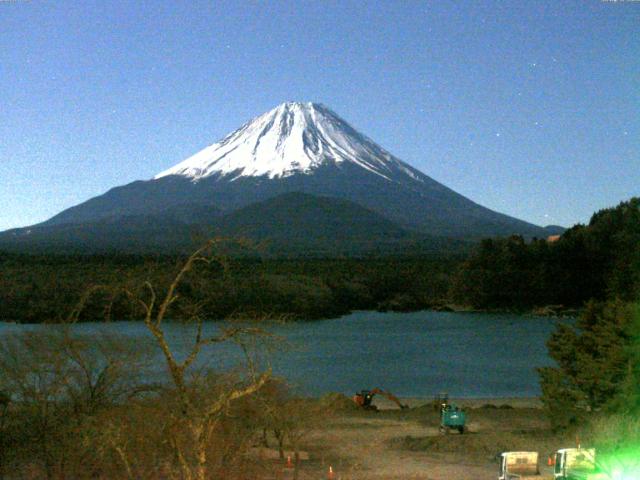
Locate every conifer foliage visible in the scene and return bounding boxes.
[538,300,638,429]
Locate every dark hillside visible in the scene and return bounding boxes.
[0,192,470,257]
[451,197,640,309]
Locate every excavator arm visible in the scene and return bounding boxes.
[369,388,409,409]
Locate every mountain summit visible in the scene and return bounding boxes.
[155,102,419,183]
[0,102,559,253]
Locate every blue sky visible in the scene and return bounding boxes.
[1,0,638,231]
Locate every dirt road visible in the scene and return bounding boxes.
[276,397,568,480]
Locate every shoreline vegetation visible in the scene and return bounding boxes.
[0,255,610,325]
[0,254,461,324]
[0,302,581,326]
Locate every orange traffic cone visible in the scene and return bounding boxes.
[328,465,335,479]
[285,455,293,468]
[548,455,554,466]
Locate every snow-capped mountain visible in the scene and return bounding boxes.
[154,102,422,184]
[1,102,558,253]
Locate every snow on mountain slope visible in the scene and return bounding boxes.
[17,101,552,242]
[154,102,421,183]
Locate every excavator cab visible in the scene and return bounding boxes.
[353,390,375,409]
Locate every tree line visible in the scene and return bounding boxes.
[0,252,460,323]
[450,197,640,310]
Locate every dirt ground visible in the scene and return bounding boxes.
[272,396,577,480]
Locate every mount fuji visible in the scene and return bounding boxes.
[1,102,560,254]
[154,102,427,183]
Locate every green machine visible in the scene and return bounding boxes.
[439,402,466,434]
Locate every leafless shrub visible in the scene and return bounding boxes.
[0,328,154,478]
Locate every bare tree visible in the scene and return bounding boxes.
[251,378,328,480]
[0,328,153,479]
[0,239,276,479]
[124,239,272,480]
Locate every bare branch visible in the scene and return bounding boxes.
[204,370,271,420]
[155,241,216,327]
[66,284,111,324]
[121,282,156,324]
[170,435,193,480]
[142,281,156,324]
[120,238,276,479]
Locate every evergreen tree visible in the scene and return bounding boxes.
[538,300,637,429]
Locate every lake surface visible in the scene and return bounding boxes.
[0,311,563,398]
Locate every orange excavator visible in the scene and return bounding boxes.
[353,388,409,411]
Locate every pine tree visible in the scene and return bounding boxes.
[538,300,636,429]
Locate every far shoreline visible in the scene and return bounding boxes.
[371,396,543,410]
[0,304,579,325]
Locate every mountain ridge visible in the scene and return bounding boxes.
[1,102,563,253]
[0,192,473,256]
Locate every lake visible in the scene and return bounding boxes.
[0,310,562,398]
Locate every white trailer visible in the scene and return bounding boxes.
[498,451,545,480]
